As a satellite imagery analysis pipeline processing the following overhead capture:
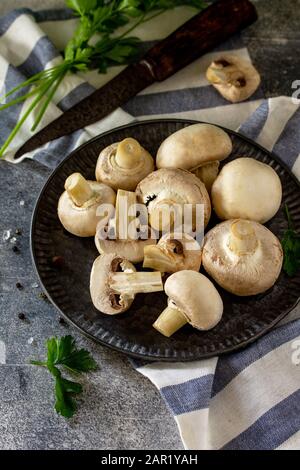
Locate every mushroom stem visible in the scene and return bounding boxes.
[115,138,141,169]
[110,271,163,295]
[228,219,258,255]
[65,173,94,207]
[207,66,228,84]
[115,189,137,239]
[153,306,187,337]
[143,245,178,272]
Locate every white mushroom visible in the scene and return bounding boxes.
[96,137,154,191]
[153,271,223,337]
[202,219,283,296]
[90,253,163,315]
[143,232,202,273]
[57,172,116,237]
[95,237,156,264]
[206,54,261,102]
[136,168,211,232]
[156,124,232,191]
[211,157,282,223]
[94,188,157,263]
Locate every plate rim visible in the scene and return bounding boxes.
[30,118,300,361]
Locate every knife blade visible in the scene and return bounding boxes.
[15,0,257,159]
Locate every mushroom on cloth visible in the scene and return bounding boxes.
[156,124,232,192]
[206,54,261,103]
[136,168,211,232]
[202,219,283,296]
[58,172,115,237]
[96,137,154,191]
[143,232,202,273]
[211,157,282,223]
[153,271,223,337]
[90,253,163,315]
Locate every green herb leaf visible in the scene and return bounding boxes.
[55,375,83,418]
[0,0,207,157]
[66,0,97,15]
[31,335,97,418]
[281,205,300,276]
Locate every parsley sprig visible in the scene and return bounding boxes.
[281,204,300,277]
[31,335,97,418]
[0,0,207,157]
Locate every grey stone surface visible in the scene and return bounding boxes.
[0,0,299,451]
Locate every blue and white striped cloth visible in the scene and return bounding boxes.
[1,7,299,450]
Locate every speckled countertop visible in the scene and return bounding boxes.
[0,0,299,450]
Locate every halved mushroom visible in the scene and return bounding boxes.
[206,54,261,103]
[153,271,223,337]
[57,172,116,237]
[136,168,211,232]
[156,124,232,192]
[90,253,163,315]
[96,137,154,191]
[211,157,282,223]
[202,219,283,296]
[143,232,202,273]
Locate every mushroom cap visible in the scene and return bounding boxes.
[202,219,283,296]
[58,181,116,237]
[211,158,282,223]
[90,253,136,315]
[136,168,211,228]
[156,123,232,170]
[164,271,223,330]
[96,141,154,191]
[95,236,157,263]
[144,232,202,273]
[206,54,261,103]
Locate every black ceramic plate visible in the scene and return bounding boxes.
[31,119,300,361]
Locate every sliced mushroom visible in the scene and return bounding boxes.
[156,124,232,191]
[96,137,154,191]
[136,168,211,232]
[90,253,163,315]
[211,157,282,223]
[153,271,223,337]
[143,232,202,273]
[57,172,116,237]
[202,219,283,296]
[206,54,261,102]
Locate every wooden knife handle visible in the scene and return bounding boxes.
[143,0,257,81]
